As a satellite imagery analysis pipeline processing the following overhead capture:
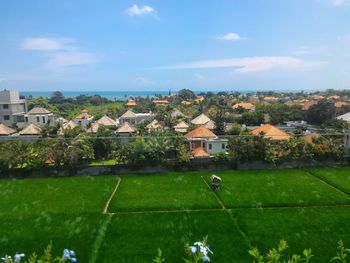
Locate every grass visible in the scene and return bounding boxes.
[233,207,350,262]
[1,168,350,262]
[0,176,116,262]
[108,172,221,212]
[98,211,250,263]
[89,159,117,166]
[307,167,350,194]
[203,169,350,208]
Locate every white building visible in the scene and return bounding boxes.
[73,109,94,129]
[0,90,27,128]
[117,110,154,126]
[25,107,55,127]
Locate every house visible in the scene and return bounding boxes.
[116,122,136,141]
[118,110,154,126]
[191,113,211,126]
[195,95,205,103]
[232,102,256,112]
[250,124,291,140]
[86,122,101,133]
[171,109,186,119]
[334,102,349,113]
[18,123,42,136]
[58,120,78,135]
[328,95,340,101]
[312,95,325,100]
[304,132,320,144]
[174,121,189,133]
[152,100,169,106]
[185,126,228,158]
[146,120,163,133]
[25,107,55,127]
[301,100,317,110]
[336,112,350,124]
[181,100,192,106]
[0,123,16,136]
[125,99,137,107]
[73,109,94,129]
[0,90,27,128]
[96,115,117,128]
[263,96,278,103]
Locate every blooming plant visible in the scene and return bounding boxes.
[185,237,213,263]
[1,243,77,263]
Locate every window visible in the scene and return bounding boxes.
[3,104,9,109]
[202,142,206,148]
[4,115,10,121]
[25,117,28,122]
[209,144,212,150]
[222,143,225,149]
[36,116,40,122]
[17,115,25,122]
[42,117,46,123]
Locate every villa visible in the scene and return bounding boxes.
[25,107,55,127]
[117,110,154,126]
[185,126,228,158]
[250,124,291,140]
[73,109,94,129]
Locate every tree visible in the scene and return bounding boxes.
[49,91,65,104]
[177,89,196,101]
[306,101,336,125]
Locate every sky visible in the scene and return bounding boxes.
[0,0,350,92]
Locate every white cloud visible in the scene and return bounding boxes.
[21,37,98,70]
[325,0,348,6]
[0,77,6,82]
[194,74,205,81]
[126,4,155,17]
[46,51,97,70]
[217,33,245,41]
[154,56,325,74]
[21,37,75,51]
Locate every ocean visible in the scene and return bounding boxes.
[20,91,172,101]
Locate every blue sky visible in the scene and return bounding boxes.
[0,0,350,92]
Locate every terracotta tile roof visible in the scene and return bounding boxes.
[153,100,169,105]
[185,125,217,138]
[304,132,320,144]
[125,99,137,106]
[263,96,278,101]
[334,101,349,108]
[302,101,317,110]
[232,102,255,110]
[192,147,209,158]
[312,95,325,100]
[250,124,291,140]
[75,113,93,119]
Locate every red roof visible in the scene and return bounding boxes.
[192,147,209,158]
[185,126,217,138]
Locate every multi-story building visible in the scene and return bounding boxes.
[0,90,27,128]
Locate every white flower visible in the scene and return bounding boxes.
[202,255,210,262]
[190,246,197,253]
[14,253,25,262]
